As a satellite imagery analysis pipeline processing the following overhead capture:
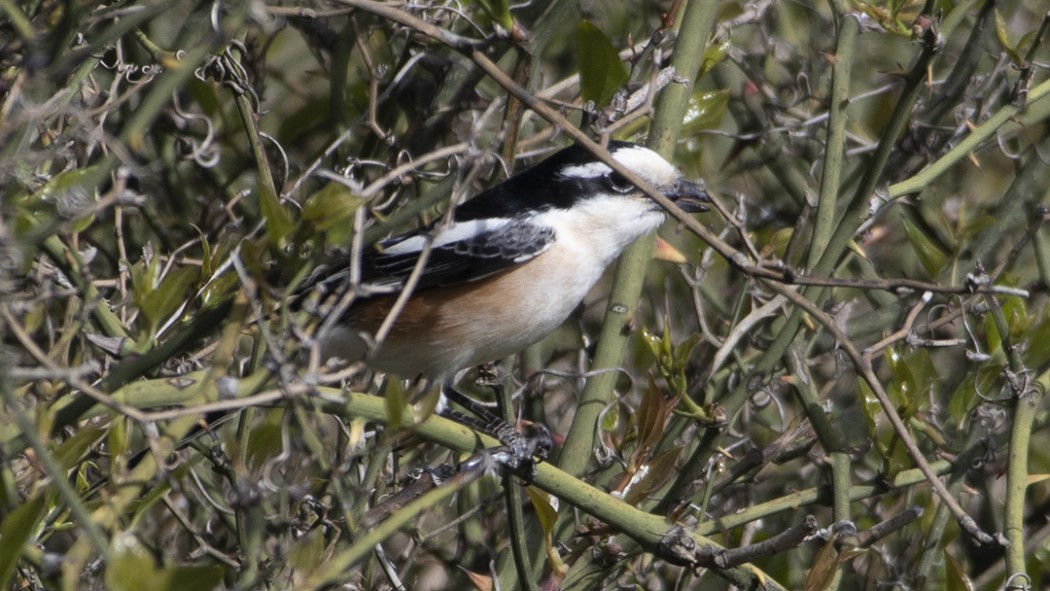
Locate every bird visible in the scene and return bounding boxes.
[307,141,709,387]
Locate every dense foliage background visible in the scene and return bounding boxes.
[2,0,1050,589]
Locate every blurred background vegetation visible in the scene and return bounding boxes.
[1,0,1050,589]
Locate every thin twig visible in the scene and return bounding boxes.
[765,282,1001,546]
[1,305,149,423]
[863,291,934,355]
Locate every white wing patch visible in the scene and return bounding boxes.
[381,218,511,255]
[365,216,556,288]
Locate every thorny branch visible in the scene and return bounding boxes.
[4,1,1048,589]
[343,0,1029,537]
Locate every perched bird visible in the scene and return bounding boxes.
[309,141,709,385]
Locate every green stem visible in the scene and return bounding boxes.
[663,13,948,510]
[556,0,718,477]
[701,460,952,535]
[303,455,482,589]
[990,297,1043,576]
[83,370,784,589]
[0,377,110,558]
[41,235,132,344]
[497,381,537,591]
[807,13,858,268]
[0,0,35,41]
[888,78,1050,198]
[553,3,722,579]
[786,346,851,524]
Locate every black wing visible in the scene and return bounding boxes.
[302,217,555,301]
[365,217,554,289]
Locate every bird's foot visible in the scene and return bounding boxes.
[489,421,552,482]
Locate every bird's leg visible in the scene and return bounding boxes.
[439,381,551,480]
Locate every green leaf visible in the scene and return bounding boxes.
[983,311,1002,355]
[525,486,557,534]
[259,181,294,245]
[577,21,629,108]
[1015,30,1038,62]
[857,380,880,435]
[641,326,663,362]
[302,182,367,246]
[70,210,97,233]
[200,233,239,307]
[475,0,513,31]
[850,0,911,35]
[1001,290,1031,341]
[106,534,225,591]
[947,364,1001,427]
[958,214,998,240]
[641,324,700,397]
[129,256,155,301]
[885,347,934,419]
[600,400,620,433]
[246,413,285,472]
[186,77,221,116]
[75,462,97,493]
[682,89,729,132]
[137,266,199,336]
[761,227,795,259]
[994,10,1023,64]
[524,486,567,575]
[901,216,948,277]
[201,272,239,309]
[982,287,1028,355]
[33,167,92,207]
[944,549,976,591]
[196,226,214,277]
[25,166,101,232]
[53,424,106,471]
[1024,309,1050,368]
[106,534,158,591]
[129,461,197,523]
[699,40,730,78]
[108,417,130,469]
[163,565,225,590]
[288,529,326,574]
[0,494,46,590]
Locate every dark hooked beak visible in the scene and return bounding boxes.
[667,179,710,213]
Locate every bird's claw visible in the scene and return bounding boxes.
[490,423,552,483]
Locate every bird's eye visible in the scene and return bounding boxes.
[606,171,635,194]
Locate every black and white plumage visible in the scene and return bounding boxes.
[362,218,556,291]
[313,141,708,380]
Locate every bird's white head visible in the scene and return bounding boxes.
[500,142,708,264]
